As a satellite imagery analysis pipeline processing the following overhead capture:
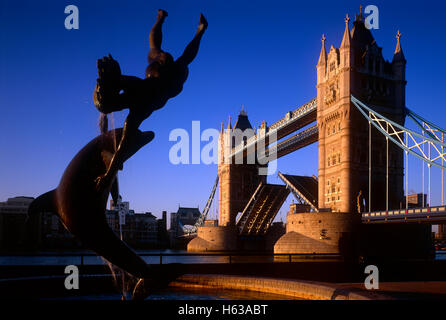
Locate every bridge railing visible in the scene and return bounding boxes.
[269,98,317,131]
[362,205,446,220]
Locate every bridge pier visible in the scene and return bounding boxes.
[187,226,237,252]
[274,209,361,256]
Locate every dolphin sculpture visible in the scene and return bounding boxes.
[28,129,154,281]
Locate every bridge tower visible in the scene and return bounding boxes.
[317,11,406,213]
[218,110,266,226]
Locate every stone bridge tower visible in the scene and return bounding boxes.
[218,110,266,226]
[317,11,406,213]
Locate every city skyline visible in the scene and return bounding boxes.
[2,0,446,219]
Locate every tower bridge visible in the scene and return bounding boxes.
[186,8,445,256]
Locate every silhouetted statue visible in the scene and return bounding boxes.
[29,129,155,279]
[28,10,208,299]
[93,9,208,191]
[357,190,363,213]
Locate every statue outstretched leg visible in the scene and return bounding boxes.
[176,13,208,67]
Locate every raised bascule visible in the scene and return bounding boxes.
[187,9,446,257]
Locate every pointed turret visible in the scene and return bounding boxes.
[358,4,364,22]
[227,115,232,130]
[392,30,406,90]
[392,30,406,63]
[234,106,252,131]
[340,14,351,48]
[317,34,327,66]
[240,104,247,116]
[317,34,327,84]
[351,5,375,51]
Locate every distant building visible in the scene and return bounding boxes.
[0,196,35,250]
[41,211,78,248]
[169,207,201,237]
[0,195,168,251]
[169,207,201,248]
[106,199,168,248]
[436,224,446,241]
[404,193,427,208]
[157,211,169,245]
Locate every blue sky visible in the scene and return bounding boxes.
[1,0,446,220]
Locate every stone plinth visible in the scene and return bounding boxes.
[274,212,361,255]
[187,226,237,252]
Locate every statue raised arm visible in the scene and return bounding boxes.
[93,10,208,191]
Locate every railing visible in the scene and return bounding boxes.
[0,252,342,266]
[362,205,446,222]
[269,98,317,131]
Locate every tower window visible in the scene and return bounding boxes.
[330,62,335,72]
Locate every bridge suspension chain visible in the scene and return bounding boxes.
[406,107,446,140]
[406,107,446,205]
[351,95,446,170]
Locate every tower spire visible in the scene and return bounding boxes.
[358,4,364,21]
[227,115,232,130]
[393,30,406,62]
[317,34,327,66]
[240,104,247,116]
[340,14,351,48]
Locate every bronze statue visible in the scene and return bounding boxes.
[28,129,155,279]
[93,9,208,191]
[28,10,208,299]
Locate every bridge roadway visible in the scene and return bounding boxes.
[229,98,317,161]
[362,205,446,224]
